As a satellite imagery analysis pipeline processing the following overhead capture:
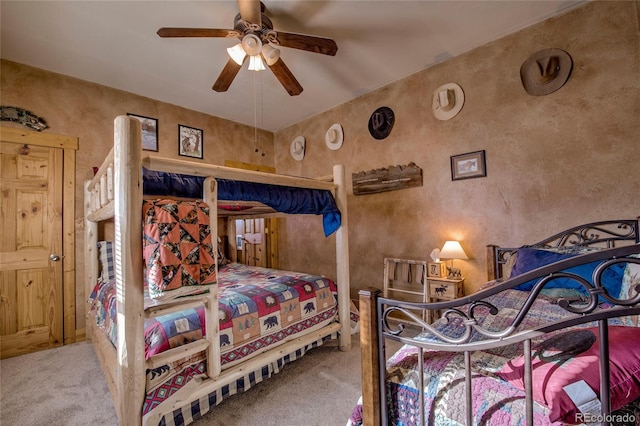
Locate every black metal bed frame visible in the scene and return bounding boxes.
[491,219,640,281]
[375,218,640,426]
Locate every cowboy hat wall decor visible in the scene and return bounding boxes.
[432,83,465,121]
[520,48,573,96]
[325,123,344,150]
[368,106,395,140]
[290,135,306,161]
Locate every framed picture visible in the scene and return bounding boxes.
[450,150,487,181]
[427,262,446,278]
[127,113,158,152]
[178,124,203,159]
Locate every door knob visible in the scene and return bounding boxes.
[49,254,61,261]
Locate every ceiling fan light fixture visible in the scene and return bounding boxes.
[261,43,280,66]
[248,55,266,71]
[227,43,246,65]
[241,34,262,56]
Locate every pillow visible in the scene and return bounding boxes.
[498,326,640,423]
[510,248,626,298]
[539,287,588,302]
[502,251,518,279]
[510,248,574,281]
[143,199,217,299]
[619,254,640,326]
[620,255,640,300]
[545,245,604,255]
[217,237,229,267]
[97,241,115,282]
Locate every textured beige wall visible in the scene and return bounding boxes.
[0,60,274,328]
[273,1,640,298]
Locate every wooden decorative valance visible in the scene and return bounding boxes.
[352,162,422,195]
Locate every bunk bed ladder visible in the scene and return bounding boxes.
[143,176,221,380]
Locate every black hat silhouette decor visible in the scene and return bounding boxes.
[368,106,395,140]
[520,48,573,96]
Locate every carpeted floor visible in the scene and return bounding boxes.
[0,341,117,425]
[1,334,373,426]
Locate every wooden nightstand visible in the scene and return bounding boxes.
[382,259,466,323]
[427,277,464,321]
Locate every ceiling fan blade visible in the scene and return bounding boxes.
[237,0,262,27]
[213,59,243,92]
[274,32,338,56]
[157,28,237,38]
[267,57,303,96]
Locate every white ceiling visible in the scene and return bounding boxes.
[1,0,584,132]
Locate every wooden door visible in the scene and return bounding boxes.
[234,218,278,269]
[0,141,64,358]
[242,218,266,267]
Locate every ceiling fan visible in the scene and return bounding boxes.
[157,0,338,96]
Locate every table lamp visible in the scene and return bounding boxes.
[439,240,468,278]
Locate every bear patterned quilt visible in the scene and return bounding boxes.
[90,261,338,364]
[90,262,339,413]
[214,262,338,366]
[347,289,640,426]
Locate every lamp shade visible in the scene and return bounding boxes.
[248,55,265,71]
[261,43,280,66]
[227,43,246,65]
[439,241,468,260]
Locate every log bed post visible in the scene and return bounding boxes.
[114,116,145,425]
[334,164,351,351]
[203,177,221,378]
[359,288,381,426]
[226,217,238,263]
[84,181,99,340]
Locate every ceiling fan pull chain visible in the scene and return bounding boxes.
[252,71,265,156]
[254,71,258,149]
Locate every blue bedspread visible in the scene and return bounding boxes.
[142,168,341,236]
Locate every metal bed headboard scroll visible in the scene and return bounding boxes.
[492,218,640,280]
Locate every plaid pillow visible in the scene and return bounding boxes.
[97,241,115,282]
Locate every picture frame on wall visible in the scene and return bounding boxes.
[450,150,486,181]
[178,124,203,159]
[127,113,158,152]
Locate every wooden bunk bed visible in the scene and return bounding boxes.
[84,116,351,425]
[353,219,640,425]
